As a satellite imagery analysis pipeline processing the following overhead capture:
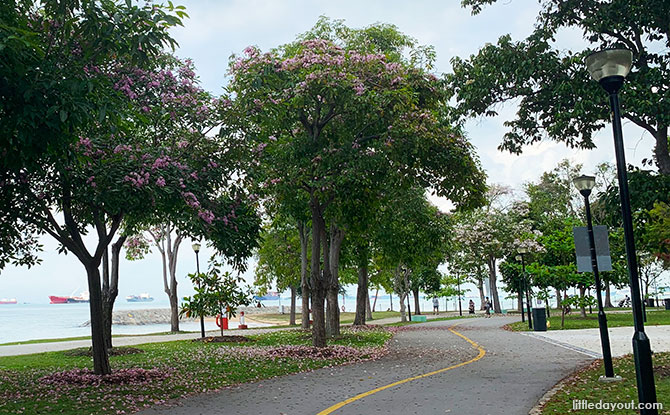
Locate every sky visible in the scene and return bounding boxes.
[0,0,660,304]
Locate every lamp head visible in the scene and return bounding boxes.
[585,49,632,94]
[573,174,596,197]
[192,242,201,253]
[518,247,528,255]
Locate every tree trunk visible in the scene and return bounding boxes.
[298,222,310,329]
[477,276,486,310]
[101,247,112,350]
[86,263,111,375]
[365,291,373,321]
[413,287,421,315]
[579,285,587,318]
[289,285,297,326]
[517,292,523,312]
[487,256,501,313]
[325,226,344,337]
[556,289,562,309]
[310,200,326,347]
[398,292,407,322]
[353,262,368,325]
[653,125,670,175]
[101,235,126,350]
[394,267,407,322]
[326,287,340,336]
[371,288,379,314]
[167,232,182,332]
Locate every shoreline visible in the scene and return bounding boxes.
[80,305,299,326]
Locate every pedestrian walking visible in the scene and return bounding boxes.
[484,297,492,318]
[432,297,439,315]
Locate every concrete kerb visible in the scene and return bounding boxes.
[528,360,598,415]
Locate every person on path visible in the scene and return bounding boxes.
[432,297,439,315]
[484,297,492,318]
[468,300,475,314]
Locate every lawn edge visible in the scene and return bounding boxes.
[530,359,599,415]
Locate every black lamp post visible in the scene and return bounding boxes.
[573,175,617,380]
[516,254,525,323]
[585,48,657,412]
[518,249,532,330]
[457,275,462,317]
[192,242,205,338]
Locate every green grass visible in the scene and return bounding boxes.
[506,309,670,331]
[0,331,194,346]
[249,310,402,325]
[541,352,670,414]
[0,327,391,415]
[384,315,473,327]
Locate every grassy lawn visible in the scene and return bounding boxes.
[541,352,670,414]
[506,309,670,331]
[0,331,196,346]
[0,327,391,415]
[385,315,474,327]
[247,310,402,325]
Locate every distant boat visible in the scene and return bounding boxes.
[0,298,17,304]
[49,291,89,304]
[126,293,154,302]
[254,291,280,301]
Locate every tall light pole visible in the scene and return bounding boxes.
[573,175,617,380]
[192,242,205,338]
[518,248,532,330]
[585,48,657,412]
[457,275,462,317]
[516,254,525,323]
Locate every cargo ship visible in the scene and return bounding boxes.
[126,293,154,302]
[0,298,17,304]
[49,291,89,304]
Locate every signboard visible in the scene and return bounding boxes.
[573,226,612,272]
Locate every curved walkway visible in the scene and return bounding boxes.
[137,317,592,415]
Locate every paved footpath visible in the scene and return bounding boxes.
[525,324,670,358]
[137,317,591,415]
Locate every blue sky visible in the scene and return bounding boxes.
[0,0,658,304]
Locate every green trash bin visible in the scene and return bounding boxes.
[532,307,547,331]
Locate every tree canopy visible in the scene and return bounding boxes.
[450,0,670,174]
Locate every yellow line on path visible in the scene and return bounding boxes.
[316,322,487,415]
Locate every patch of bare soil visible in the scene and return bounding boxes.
[192,335,254,343]
[63,346,144,357]
[655,364,670,378]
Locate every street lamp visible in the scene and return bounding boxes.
[457,275,462,317]
[192,242,205,338]
[518,247,532,330]
[515,254,525,323]
[585,48,657,412]
[573,175,618,380]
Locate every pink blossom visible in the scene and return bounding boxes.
[198,210,215,224]
[156,177,166,187]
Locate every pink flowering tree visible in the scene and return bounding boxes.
[2,55,259,375]
[452,191,542,314]
[109,56,260,335]
[0,1,184,272]
[226,18,486,346]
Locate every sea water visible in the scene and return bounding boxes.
[0,301,224,344]
[0,294,495,344]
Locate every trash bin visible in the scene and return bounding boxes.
[647,298,655,308]
[664,298,670,311]
[532,307,547,331]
